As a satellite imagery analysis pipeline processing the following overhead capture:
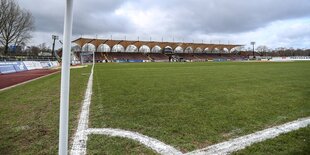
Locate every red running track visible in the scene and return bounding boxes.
[0,69,59,89]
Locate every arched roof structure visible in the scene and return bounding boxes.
[72,37,242,53]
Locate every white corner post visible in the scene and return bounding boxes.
[59,0,74,155]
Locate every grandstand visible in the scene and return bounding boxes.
[147,53,170,62]
[72,37,245,63]
[74,52,250,63]
[70,38,310,63]
[105,52,149,62]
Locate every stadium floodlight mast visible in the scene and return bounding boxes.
[59,0,74,155]
[251,41,256,59]
[52,35,59,58]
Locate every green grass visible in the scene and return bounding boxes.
[87,135,157,155]
[0,66,91,154]
[233,126,310,155]
[89,61,310,152]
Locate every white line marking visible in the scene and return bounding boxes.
[186,117,310,155]
[87,128,183,155]
[70,65,94,155]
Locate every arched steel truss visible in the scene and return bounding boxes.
[73,37,242,53]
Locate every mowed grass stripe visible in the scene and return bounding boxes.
[0,66,91,154]
[233,126,310,155]
[89,62,310,152]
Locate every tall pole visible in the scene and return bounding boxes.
[52,36,56,58]
[59,0,74,155]
[253,44,255,58]
[52,35,59,60]
[251,42,256,59]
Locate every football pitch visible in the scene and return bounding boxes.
[1,61,310,154]
[88,61,310,154]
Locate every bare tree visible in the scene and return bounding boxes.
[0,0,9,32]
[256,45,269,56]
[0,0,34,55]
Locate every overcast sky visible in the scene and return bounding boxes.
[17,0,310,49]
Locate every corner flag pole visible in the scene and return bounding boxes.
[59,0,74,155]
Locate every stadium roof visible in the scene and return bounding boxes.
[72,37,242,51]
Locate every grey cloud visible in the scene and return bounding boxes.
[18,0,132,34]
[172,0,310,34]
[19,0,310,35]
[17,0,310,48]
[72,0,133,34]
[72,12,132,35]
[131,0,310,34]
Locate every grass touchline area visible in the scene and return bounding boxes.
[0,66,91,154]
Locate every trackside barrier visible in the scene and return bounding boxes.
[40,61,51,68]
[154,60,169,62]
[33,61,43,69]
[113,59,145,63]
[270,57,291,62]
[289,56,310,61]
[50,61,60,67]
[13,61,28,72]
[0,61,27,74]
[213,58,227,62]
[113,60,127,63]
[0,61,59,74]
[23,61,39,70]
[128,60,144,63]
[0,64,16,74]
[271,56,310,62]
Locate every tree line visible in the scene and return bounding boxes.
[0,0,34,55]
[239,45,310,56]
